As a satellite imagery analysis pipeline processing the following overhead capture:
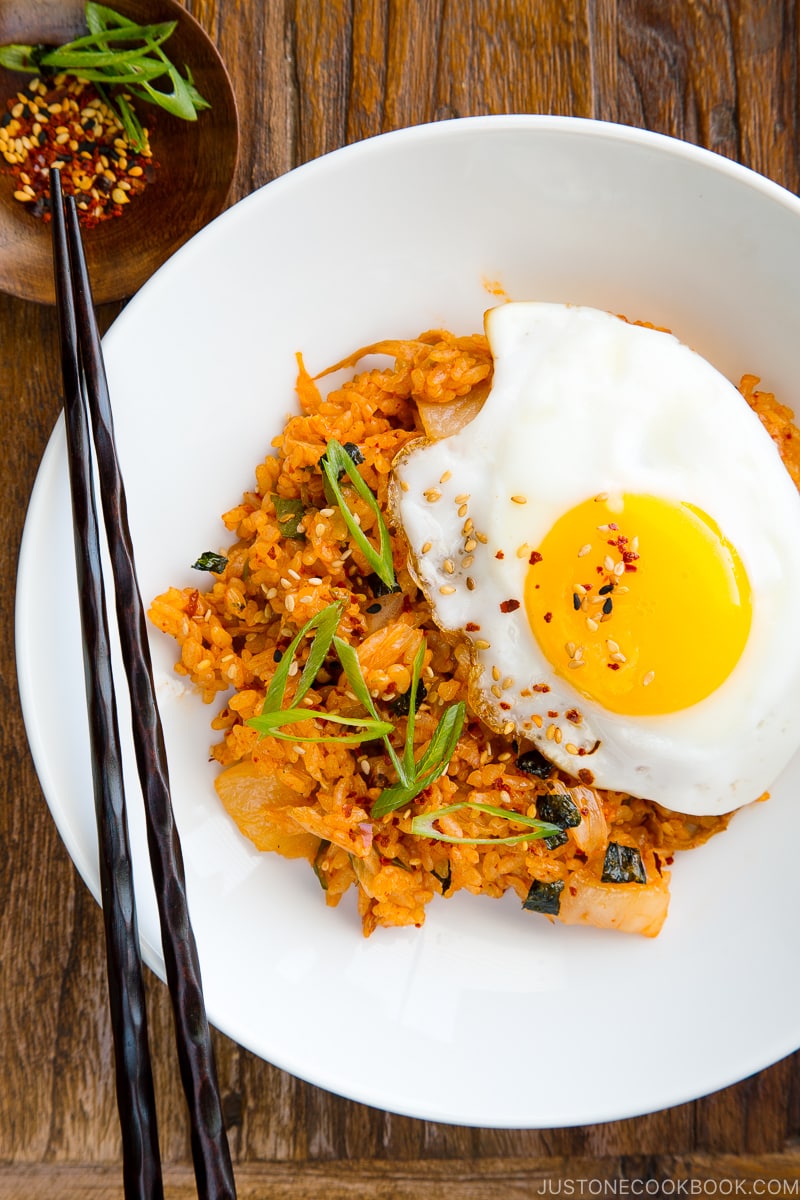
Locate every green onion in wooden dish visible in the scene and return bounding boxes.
[0,3,209,149]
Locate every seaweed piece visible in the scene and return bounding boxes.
[542,829,569,851]
[537,792,582,829]
[389,678,428,717]
[365,571,402,597]
[272,494,306,539]
[191,551,228,573]
[601,842,646,884]
[522,878,564,916]
[515,748,554,779]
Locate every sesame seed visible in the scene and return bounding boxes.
[643,670,655,686]
[315,522,326,537]
[607,639,620,653]
[565,743,579,755]
[603,555,615,571]
[546,724,556,740]
[614,561,626,576]
[586,617,599,632]
[400,480,410,492]
[502,676,514,689]
[421,541,432,554]
[565,641,576,658]
[492,665,501,680]
[285,595,295,612]
[424,488,442,503]
[464,538,477,552]
[288,568,301,580]
[511,495,527,505]
[463,519,474,535]
[503,722,515,735]
[439,584,456,595]
[320,508,335,517]
[532,714,543,728]
[466,577,476,590]
[455,493,470,504]
[443,559,455,574]
[439,470,452,483]
[554,727,563,744]
[458,504,469,518]
[516,543,531,559]
[462,555,474,569]
[578,543,592,557]
[475,532,488,544]
[491,685,503,699]
[611,651,627,664]
[595,492,608,502]
[567,659,585,669]
[474,638,491,650]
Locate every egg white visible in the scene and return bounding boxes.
[392,302,800,816]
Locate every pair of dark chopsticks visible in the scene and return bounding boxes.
[50,168,237,1200]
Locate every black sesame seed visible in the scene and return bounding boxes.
[602,597,613,614]
[273,649,283,663]
[598,583,614,595]
[366,602,382,614]
[572,592,581,610]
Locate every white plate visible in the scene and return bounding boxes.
[16,116,800,1127]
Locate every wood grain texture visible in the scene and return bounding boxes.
[2,0,800,1192]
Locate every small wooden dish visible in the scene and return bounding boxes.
[0,0,239,305]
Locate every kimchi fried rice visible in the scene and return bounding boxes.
[148,329,800,938]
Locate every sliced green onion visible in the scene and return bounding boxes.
[320,439,396,590]
[410,800,561,845]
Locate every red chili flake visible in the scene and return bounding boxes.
[465,621,481,631]
[528,551,543,565]
[622,550,639,563]
[1,75,156,226]
[565,708,582,724]
[495,550,505,559]
[500,598,520,613]
[499,702,511,710]
[543,611,552,623]
[547,710,559,718]
[607,662,621,670]
[577,768,595,785]
[532,683,550,693]
[185,588,200,618]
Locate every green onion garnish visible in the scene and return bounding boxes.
[248,602,393,745]
[410,800,561,845]
[320,438,396,590]
[337,636,466,818]
[0,2,210,151]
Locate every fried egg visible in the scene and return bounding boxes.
[392,302,800,816]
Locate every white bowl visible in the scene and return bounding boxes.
[16,115,800,1127]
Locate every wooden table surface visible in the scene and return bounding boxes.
[3,1,800,1196]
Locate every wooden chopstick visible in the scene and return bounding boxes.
[50,168,237,1200]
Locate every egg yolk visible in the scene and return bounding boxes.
[524,494,752,716]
